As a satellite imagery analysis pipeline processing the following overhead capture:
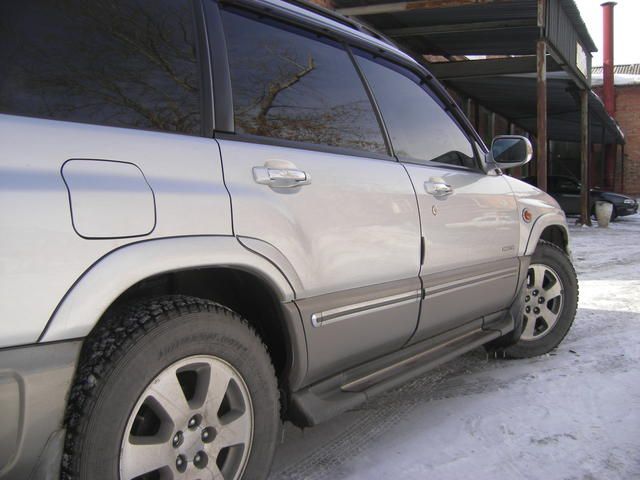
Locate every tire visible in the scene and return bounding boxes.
[62,295,280,480]
[502,241,578,358]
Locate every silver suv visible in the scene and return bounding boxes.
[0,0,578,479]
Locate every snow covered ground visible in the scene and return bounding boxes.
[269,214,640,480]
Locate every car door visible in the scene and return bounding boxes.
[214,6,422,382]
[355,52,521,343]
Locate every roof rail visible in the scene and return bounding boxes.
[285,0,360,29]
[284,0,394,45]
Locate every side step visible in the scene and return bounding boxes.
[289,324,502,427]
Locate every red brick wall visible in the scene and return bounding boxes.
[594,85,640,196]
[613,86,640,196]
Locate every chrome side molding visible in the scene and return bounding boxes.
[311,290,421,327]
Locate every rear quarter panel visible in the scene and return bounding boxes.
[0,114,232,347]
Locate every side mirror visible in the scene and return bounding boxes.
[490,135,533,169]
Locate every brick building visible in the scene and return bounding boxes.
[592,64,640,196]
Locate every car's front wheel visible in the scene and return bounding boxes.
[503,241,578,358]
[62,296,280,480]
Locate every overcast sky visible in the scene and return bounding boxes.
[574,0,638,66]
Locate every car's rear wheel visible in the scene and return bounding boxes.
[62,296,280,480]
[503,241,578,358]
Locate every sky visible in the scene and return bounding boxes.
[574,0,639,67]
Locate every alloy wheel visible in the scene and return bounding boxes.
[521,263,565,341]
[119,355,254,480]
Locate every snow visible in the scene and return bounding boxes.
[591,73,640,87]
[269,214,640,480]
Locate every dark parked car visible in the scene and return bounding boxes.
[523,175,638,220]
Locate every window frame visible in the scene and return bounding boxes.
[214,3,394,159]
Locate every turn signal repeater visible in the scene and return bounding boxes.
[522,208,533,223]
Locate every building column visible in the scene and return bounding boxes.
[602,1,617,190]
[536,39,548,192]
[580,89,591,226]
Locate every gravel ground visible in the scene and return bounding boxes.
[269,214,640,480]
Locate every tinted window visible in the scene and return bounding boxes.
[356,54,476,168]
[0,0,201,135]
[221,10,387,155]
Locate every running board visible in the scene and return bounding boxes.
[342,329,490,392]
[289,325,502,427]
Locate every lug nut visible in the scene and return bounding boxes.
[193,451,208,469]
[201,427,215,443]
[172,431,183,448]
[538,297,545,304]
[525,306,531,313]
[188,415,201,430]
[532,290,539,296]
[534,307,540,314]
[525,295,530,302]
[176,454,187,473]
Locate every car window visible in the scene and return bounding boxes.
[220,9,388,156]
[0,0,201,135]
[355,52,477,169]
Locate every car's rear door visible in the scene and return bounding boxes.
[213,5,422,383]
[355,53,521,343]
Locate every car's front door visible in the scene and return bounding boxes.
[355,53,521,342]
[215,6,422,383]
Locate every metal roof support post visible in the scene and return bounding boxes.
[602,2,617,190]
[536,0,548,192]
[596,124,605,189]
[536,38,548,193]
[620,144,625,194]
[580,88,591,226]
[612,144,618,191]
[489,112,496,139]
[473,100,480,130]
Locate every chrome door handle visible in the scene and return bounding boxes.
[253,167,311,188]
[424,181,453,197]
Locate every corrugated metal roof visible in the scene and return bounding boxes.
[447,75,624,143]
[592,64,640,75]
[559,0,597,52]
[334,0,597,55]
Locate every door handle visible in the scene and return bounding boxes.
[424,181,453,197]
[253,166,311,188]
